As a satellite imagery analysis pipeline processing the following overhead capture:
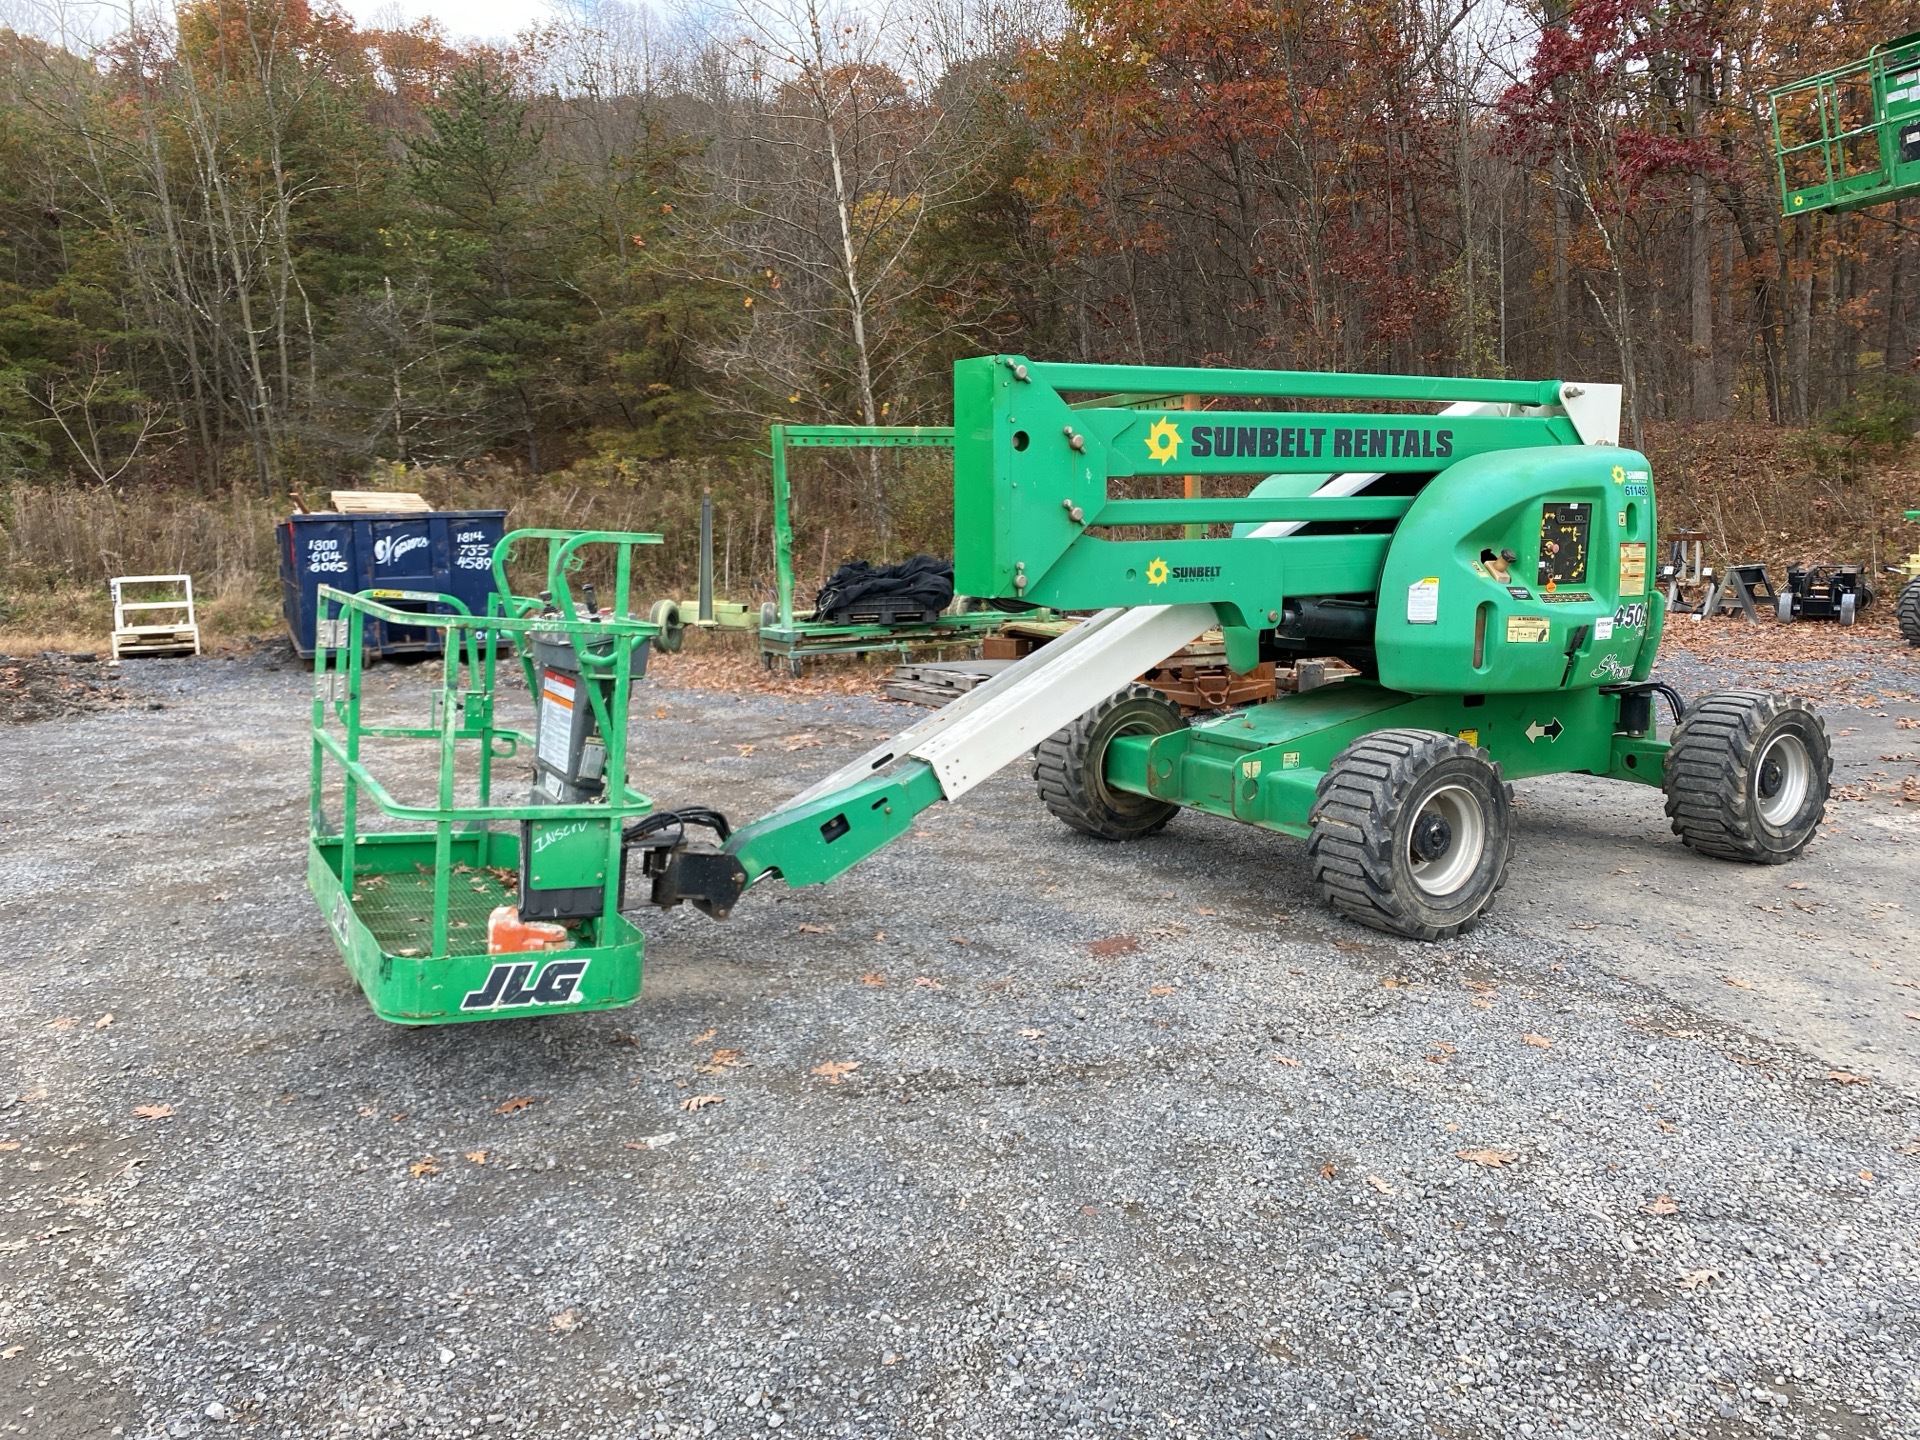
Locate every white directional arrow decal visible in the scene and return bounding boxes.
[1525,718,1565,743]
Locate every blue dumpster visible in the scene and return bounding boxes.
[278,509,509,658]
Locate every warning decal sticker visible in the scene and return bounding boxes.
[1619,542,1647,596]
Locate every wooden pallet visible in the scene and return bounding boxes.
[110,574,201,659]
[882,658,1017,706]
[329,489,432,514]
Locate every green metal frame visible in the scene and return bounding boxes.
[760,424,1011,669]
[1769,33,1920,216]
[308,529,663,1024]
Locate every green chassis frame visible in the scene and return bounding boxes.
[758,425,1008,668]
[308,530,661,1024]
[1769,32,1920,216]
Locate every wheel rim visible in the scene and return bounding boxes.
[1094,712,1171,813]
[1755,732,1811,825]
[1406,783,1486,898]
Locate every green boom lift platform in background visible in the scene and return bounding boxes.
[1769,32,1920,216]
[310,359,1834,1024]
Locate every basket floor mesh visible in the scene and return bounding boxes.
[348,866,514,957]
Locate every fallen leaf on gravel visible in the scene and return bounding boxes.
[1193,907,1216,916]
[680,1094,725,1112]
[93,1014,113,1029]
[950,936,971,946]
[1455,1148,1519,1167]
[0,1345,22,1359]
[1522,1033,1553,1050]
[913,976,943,990]
[1858,1169,1874,1182]
[1680,1268,1720,1290]
[1018,1028,1046,1040]
[47,1017,73,1031]
[0,1142,20,1151]
[811,1061,861,1084]
[1273,1055,1302,1067]
[781,733,824,750]
[495,1096,537,1114]
[624,1134,678,1150]
[1087,935,1139,958]
[549,1309,581,1334]
[132,1105,173,1120]
[1426,1042,1458,1064]
[409,1157,439,1177]
[881,1353,901,1366]
[861,972,886,987]
[699,1049,744,1074]
[464,1151,487,1165]
[1905,1012,1920,1022]
[1828,1070,1871,1086]
[1723,977,1755,989]
[1643,1195,1679,1216]
[1148,985,1176,997]
[609,1031,638,1047]
[1318,1162,1338,1181]
[1381,977,1401,988]
[1786,881,1808,890]
[1895,1140,1920,1156]
[874,930,887,941]
[1366,1175,1393,1194]
[1334,940,1367,954]
[691,1028,717,1044]
[1569,922,1597,931]
[797,923,832,934]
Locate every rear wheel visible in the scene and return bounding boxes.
[1034,685,1185,840]
[1839,590,1858,626]
[1776,592,1794,623]
[1898,578,1920,646]
[1307,730,1514,942]
[1663,690,1830,863]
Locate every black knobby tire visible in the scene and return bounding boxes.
[1306,729,1515,942]
[1898,578,1920,647]
[1663,690,1831,863]
[1033,684,1185,840]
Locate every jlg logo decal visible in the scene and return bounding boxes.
[461,958,590,1010]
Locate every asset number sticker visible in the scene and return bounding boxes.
[1506,615,1551,644]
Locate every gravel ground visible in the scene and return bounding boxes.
[1,633,1917,1440]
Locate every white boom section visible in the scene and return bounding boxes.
[774,602,1217,812]
[1242,384,1620,541]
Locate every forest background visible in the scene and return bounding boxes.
[0,0,1916,642]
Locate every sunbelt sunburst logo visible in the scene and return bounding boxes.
[1145,417,1182,466]
[1146,557,1169,586]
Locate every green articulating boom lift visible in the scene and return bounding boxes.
[309,361,1834,1024]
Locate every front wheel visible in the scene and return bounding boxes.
[1307,730,1515,942]
[1034,684,1185,840]
[1776,592,1794,623]
[1663,691,1830,863]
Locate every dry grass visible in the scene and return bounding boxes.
[3,422,1914,656]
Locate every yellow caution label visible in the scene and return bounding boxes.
[1619,542,1647,596]
[1458,729,1480,748]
